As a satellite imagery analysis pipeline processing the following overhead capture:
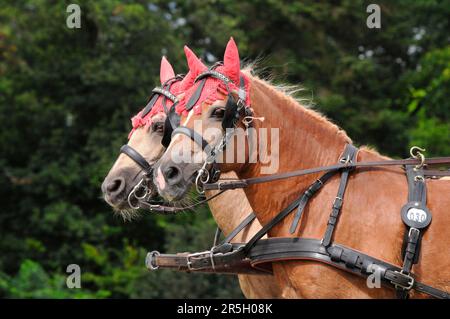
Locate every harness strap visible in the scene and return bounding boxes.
[397,165,433,298]
[171,126,212,154]
[211,212,256,252]
[148,237,450,299]
[289,170,339,234]
[146,244,270,275]
[232,145,357,255]
[120,145,153,175]
[185,78,207,111]
[322,144,358,247]
[203,156,450,191]
[248,238,449,299]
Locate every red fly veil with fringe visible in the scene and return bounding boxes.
[128,57,196,138]
[175,38,251,116]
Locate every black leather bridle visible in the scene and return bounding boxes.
[170,68,252,192]
[119,75,183,210]
[117,68,250,213]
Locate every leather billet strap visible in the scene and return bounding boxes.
[146,244,271,275]
[241,144,358,255]
[322,144,358,247]
[397,165,433,298]
[221,212,257,244]
[289,170,338,233]
[120,145,153,175]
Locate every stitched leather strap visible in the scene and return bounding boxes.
[120,145,153,175]
[222,212,257,244]
[203,156,450,191]
[185,78,207,111]
[289,170,339,234]
[322,144,358,247]
[148,237,450,299]
[171,126,212,154]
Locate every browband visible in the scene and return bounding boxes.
[141,86,179,118]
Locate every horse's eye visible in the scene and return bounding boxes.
[211,107,225,119]
[152,122,164,133]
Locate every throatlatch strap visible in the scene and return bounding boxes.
[322,144,358,247]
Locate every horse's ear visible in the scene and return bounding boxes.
[160,56,175,84]
[180,46,207,91]
[184,45,207,76]
[223,37,240,85]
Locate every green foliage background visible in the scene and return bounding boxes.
[0,0,448,298]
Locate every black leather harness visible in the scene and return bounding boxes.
[125,69,450,298]
[148,145,450,298]
[142,67,450,298]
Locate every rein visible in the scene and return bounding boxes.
[203,156,450,191]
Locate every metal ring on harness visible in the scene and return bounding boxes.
[146,251,160,270]
[127,179,146,209]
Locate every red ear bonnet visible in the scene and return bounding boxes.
[160,56,175,84]
[223,37,241,85]
[129,56,183,138]
[176,38,250,116]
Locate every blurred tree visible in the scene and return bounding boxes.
[0,0,448,298]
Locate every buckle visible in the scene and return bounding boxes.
[236,98,246,110]
[391,270,415,291]
[186,250,215,271]
[145,250,160,271]
[409,227,420,238]
[332,196,343,210]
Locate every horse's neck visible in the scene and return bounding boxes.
[238,76,353,225]
[206,172,255,237]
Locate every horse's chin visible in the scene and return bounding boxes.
[157,183,190,202]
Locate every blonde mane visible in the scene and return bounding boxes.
[242,66,352,144]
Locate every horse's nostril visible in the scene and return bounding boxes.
[164,166,181,183]
[106,177,125,195]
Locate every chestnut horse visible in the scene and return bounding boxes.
[154,38,450,298]
[101,56,281,298]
